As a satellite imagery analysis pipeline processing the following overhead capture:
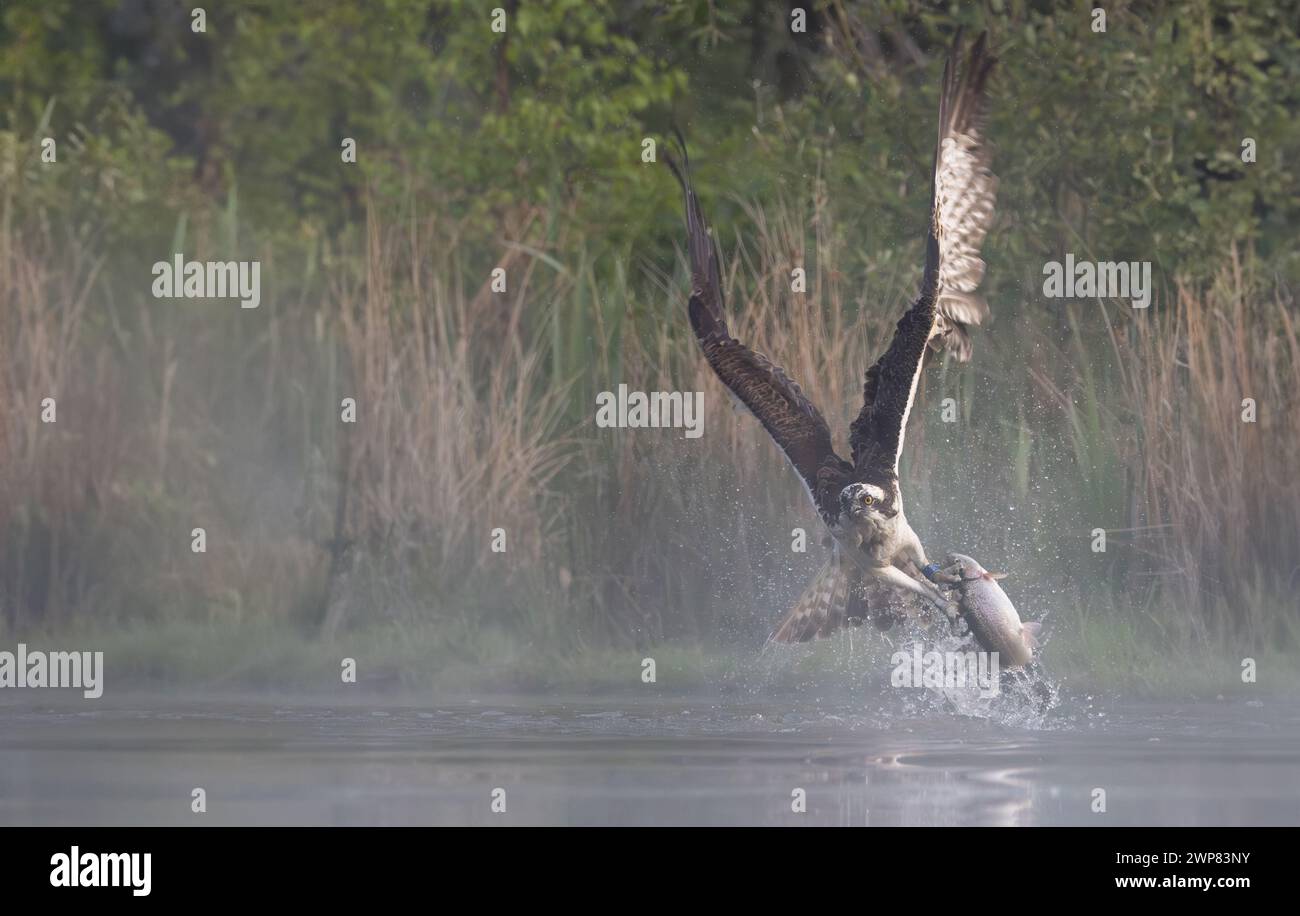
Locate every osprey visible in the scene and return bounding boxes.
[668,32,998,642]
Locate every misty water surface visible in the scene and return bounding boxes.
[2,691,1295,827]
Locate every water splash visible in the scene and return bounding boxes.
[736,612,1062,729]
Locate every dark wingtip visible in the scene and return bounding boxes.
[951,29,996,78]
[663,128,695,206]
[670,125,689,164]
[664,149,686,190]
[967,30,997,80]
[664,126,690,184]
[938,28,995,140]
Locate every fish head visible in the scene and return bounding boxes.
[944,552,988,581]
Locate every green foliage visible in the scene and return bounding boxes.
[4,0,687,253]
[4,1,1296,279]
[802,0,1300,287]
[2,0,1298,657]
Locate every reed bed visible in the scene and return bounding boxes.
[1,184,1295,653]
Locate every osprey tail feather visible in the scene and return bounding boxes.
[769,555,851,643]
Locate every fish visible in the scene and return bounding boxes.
[942,553,1040,668]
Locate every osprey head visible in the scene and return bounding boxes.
[840,481,897,523]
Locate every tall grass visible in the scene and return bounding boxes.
[1,181,1296,656]
[0,217,110,628]
[332,208,576,619]
[1117,254,1299,636]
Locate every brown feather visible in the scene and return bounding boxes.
[770,555,925,642]
[929,31,999,362]
[668,149,852,521]
[849,30,998,477]
[769,555,853,643]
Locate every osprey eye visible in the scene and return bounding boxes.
[862,495,874,505]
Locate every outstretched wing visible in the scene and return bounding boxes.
[667,147,848,520]
[850,31,997,476]
[929,30,998,361]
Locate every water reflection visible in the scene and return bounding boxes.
[0,695,1297,826]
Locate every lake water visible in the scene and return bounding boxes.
[1,687,1295,826]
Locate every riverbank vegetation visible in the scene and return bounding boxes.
[2,1,1297,694]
